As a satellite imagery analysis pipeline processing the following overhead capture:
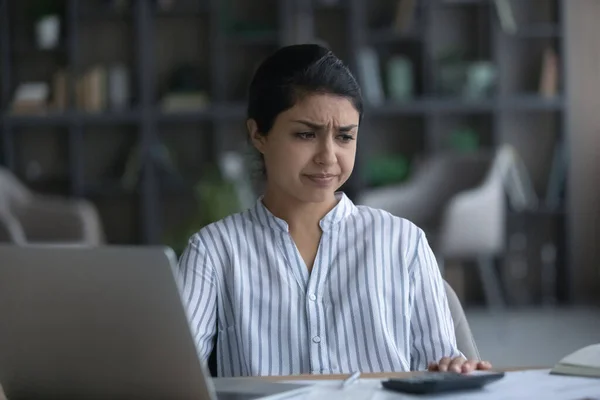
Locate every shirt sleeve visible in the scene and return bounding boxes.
[175,234,218,361]
[408,229,463,370]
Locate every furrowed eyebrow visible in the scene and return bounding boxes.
[292,120,357,132]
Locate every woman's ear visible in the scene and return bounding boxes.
[247,119,266,154]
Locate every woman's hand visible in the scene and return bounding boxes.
[428,357,492,374]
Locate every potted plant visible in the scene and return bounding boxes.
[163,168,242,256]
[29,0,63,50]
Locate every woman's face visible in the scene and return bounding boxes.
[249,93,359,204]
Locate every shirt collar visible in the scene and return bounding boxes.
[251,192,356,233]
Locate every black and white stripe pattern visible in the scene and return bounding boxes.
[176,192,462,377]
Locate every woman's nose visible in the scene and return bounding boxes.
[314,138,337,165]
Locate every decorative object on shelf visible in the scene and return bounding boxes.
[465,61,497,99]
[28,0,64,50]
[539,46,559,98]
[29,0,64,50]
[437,50,497,98]
[35,15,60,50]
[365,154,410,187]
[448,127,480,153]
[437,49,468,96]
[108,64,131,110]
[386,55,414,101]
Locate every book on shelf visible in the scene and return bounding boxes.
[393,0,416,34]
[10,82,50,115]
[539,47,559,98]
[493,0,518,34]
[356,47,385,106]
[51,69,67,111]
[545,139,566,210]
[78,65,108,113]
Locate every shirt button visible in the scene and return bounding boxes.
[312,336,321,343]
[309,294,317,301]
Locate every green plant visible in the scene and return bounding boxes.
[163,169,242,256]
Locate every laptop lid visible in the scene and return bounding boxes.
[0,245,216,400]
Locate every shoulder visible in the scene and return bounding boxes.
[352,204,424,236]
[188,209,255,250]
[351,204,427,255]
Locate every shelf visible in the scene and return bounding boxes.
[156,108,213,123]
[156,103,246,122]
[12,44,67,57]
[153,4,210,17]
[438,0,489,4]
[367,96,564,116]
[4,113,71,127]
[314,0,348,10]
[84,181,135,197]
[78,110,141,124]
[224,32,279,46]
[368,28,422,44]
[3,110,142,127]
[510,24,562,38]
[79,8,133,19]
[501,95,564,111]
[214,103,247,119]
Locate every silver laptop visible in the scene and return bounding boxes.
[0,245,310,400]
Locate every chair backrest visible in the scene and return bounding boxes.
[0,167,32,211]
[357,152,492,231]
[444,280,480,360]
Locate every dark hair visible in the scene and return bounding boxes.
[246,44,363,176]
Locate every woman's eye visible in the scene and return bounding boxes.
[296,132,316,139]
[338,134,355,143]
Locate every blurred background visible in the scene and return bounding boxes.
[1,0,599,368]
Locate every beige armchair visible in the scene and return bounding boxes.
[357,152,493,248]
[0,168,105,245]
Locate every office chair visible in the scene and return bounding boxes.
[0,167,105,245]
[444,280,480,360]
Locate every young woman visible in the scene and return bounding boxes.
[176,44,492,377]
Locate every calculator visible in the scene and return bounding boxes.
[381,372,506,395]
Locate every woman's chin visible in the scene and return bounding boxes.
[295,187,337,203]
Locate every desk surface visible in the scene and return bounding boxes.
[260,367,549,381]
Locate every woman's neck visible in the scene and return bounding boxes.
[261,187,338,232]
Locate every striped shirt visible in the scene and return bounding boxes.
[176,192,462,377]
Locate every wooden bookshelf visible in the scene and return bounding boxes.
[0,0,570,302]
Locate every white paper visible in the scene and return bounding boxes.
[560,343,600,368]
[283,369,600,400]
